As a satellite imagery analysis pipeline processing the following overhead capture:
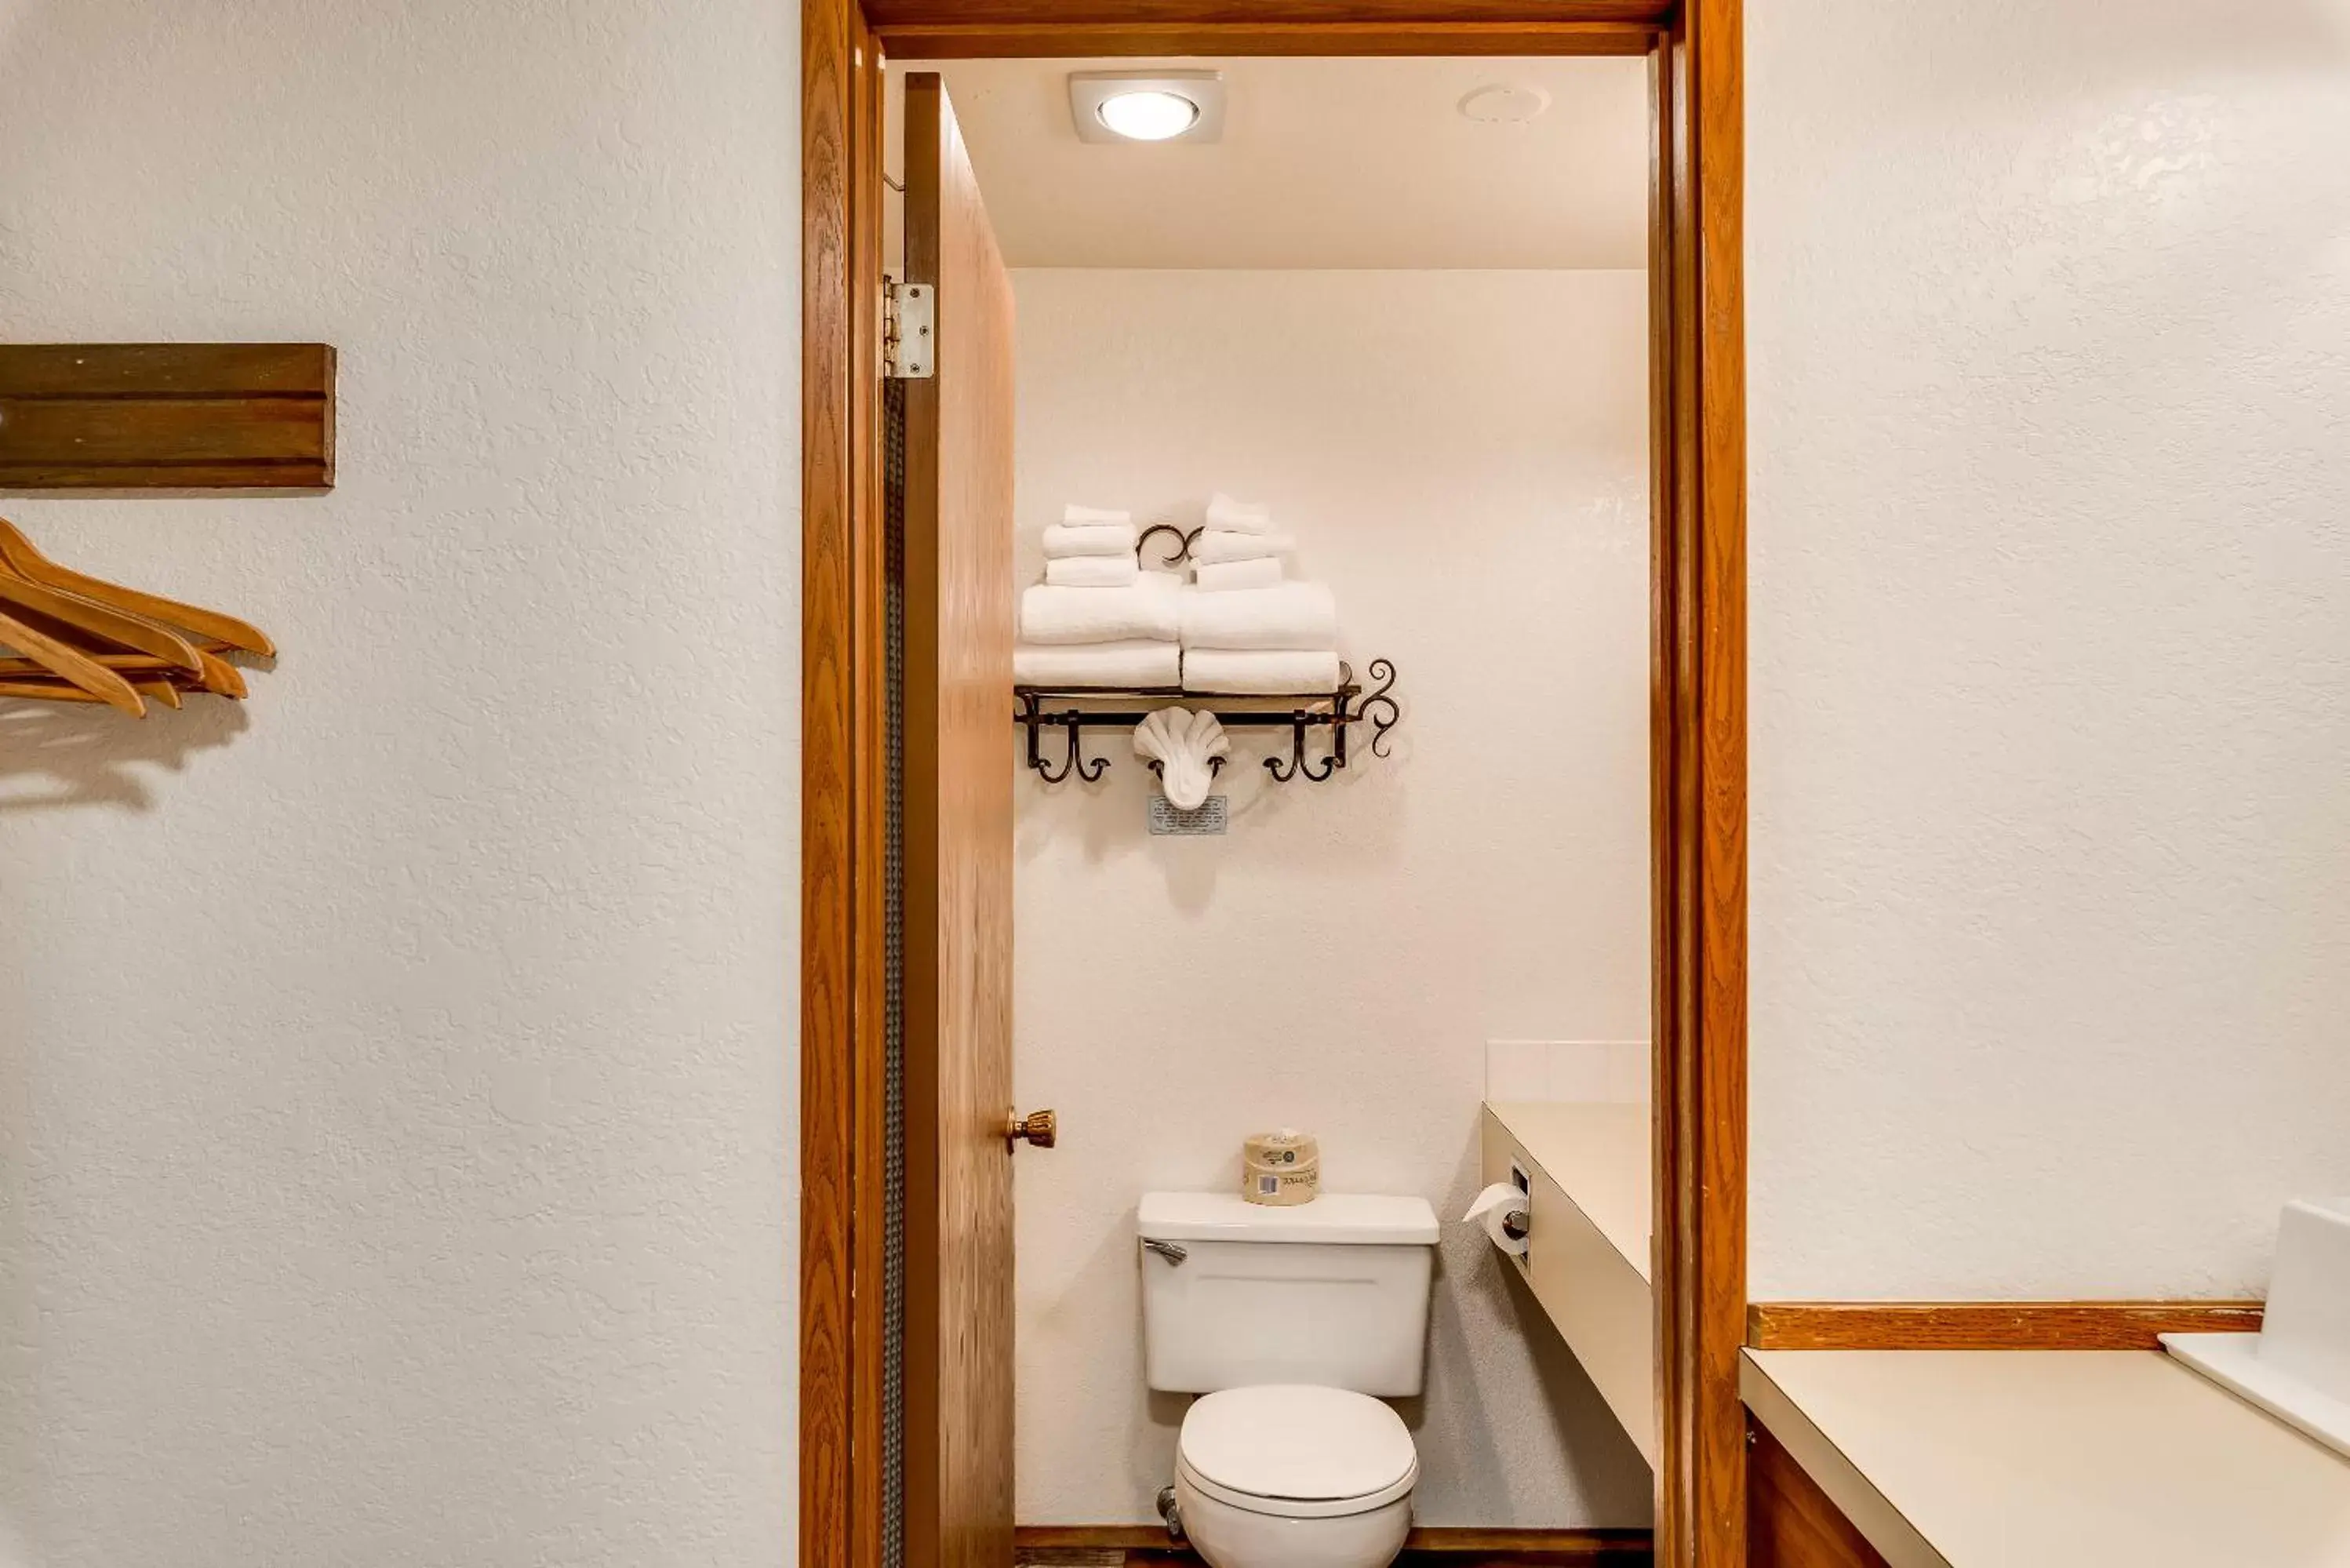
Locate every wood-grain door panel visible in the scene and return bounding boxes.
[902,71,1020,1568]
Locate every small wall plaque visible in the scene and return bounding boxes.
[1148,795,1228,836]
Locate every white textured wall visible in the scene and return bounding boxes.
[1009,270,1654,1529]
[0,3,796,1565]
[1749,0,2350,1298]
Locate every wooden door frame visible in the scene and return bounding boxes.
[801,5,1745,1565]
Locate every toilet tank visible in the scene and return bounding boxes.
[1137,1191,1439,1396]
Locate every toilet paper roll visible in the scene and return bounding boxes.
[1464,1183,1531,1258]
[1242,1129,1321,1206]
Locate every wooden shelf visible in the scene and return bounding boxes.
[1015,660,1399,784]
[0,343,336,490]
[1014,681,1352,705]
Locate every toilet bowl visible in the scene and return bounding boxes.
[1173,1384,1417,1568]
[1137,1191,1439,1568]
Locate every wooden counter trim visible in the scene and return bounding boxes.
[1746,1301,2266,1352]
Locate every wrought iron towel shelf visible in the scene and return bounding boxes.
[1015,658,1399,785]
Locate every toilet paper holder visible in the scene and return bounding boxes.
[1500,1163,1532,1239]
[1465,1173,1534,1260]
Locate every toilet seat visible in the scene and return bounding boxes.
[1177,1385,1419,1520]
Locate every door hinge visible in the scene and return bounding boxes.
[884,281,935,380]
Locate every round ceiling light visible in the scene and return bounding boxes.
[1458,83,1552,125]
[1097,89,1202,142]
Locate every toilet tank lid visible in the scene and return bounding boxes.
[1137,1191,1438,1245]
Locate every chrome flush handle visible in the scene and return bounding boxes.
[1141,1239,1188,1265]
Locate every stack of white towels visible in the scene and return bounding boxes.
[1013,505,1184,689]
[1013,494,1343,696]
[1178,493,1340,695]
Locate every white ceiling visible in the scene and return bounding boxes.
[894,56,1649,271]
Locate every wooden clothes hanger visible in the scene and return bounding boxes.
[0,515,274,715]
[0,678,183,708]
[0,518,274,655]
[0,608,147,715]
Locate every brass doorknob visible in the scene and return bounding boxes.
[1006,1109,1057,1149]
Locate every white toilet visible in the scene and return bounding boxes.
[1137,1191,1439,1568]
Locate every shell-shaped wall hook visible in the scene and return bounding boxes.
[1133,707,1231,811]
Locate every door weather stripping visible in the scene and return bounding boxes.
[885,282,935,380]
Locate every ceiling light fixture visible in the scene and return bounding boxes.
[1070,71,1227,145]
[1098,89,1199,141]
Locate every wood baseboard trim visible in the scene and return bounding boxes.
[1746,1300,2266,1352]
[1014,1524,1654,1557]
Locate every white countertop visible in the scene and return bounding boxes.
[1744,1348,2350,1568]
[1483,1099,1650,1283]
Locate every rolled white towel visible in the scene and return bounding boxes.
[1020,582,1181,646]
[1183,648,1341,695]
[1191,529,1295,566]
[1205,492,1277,535]
[1180,581,1337,652]
[1043,520,1138,558]
[1064,504,1130,526]
[1193,557,1283,591]
[1046,554,1140,588]
[1016,640,1181,689]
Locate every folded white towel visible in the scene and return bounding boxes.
[1043,520,1138,558]
[1193,557,1283,591]
[1020,582,1181,646]
[1205,493,1277,535]
[1142,568,1186,595]
[1183,649,1342,695]
[1191,529,1296,566]
[1063,504,1131,526]
[1046,555,1139,588]
[1180,581,1337,652]
[1016,640,1181,689]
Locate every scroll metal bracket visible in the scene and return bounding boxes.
[1136,522,1202,567]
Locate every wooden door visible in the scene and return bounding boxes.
[900,71,1019,1568]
